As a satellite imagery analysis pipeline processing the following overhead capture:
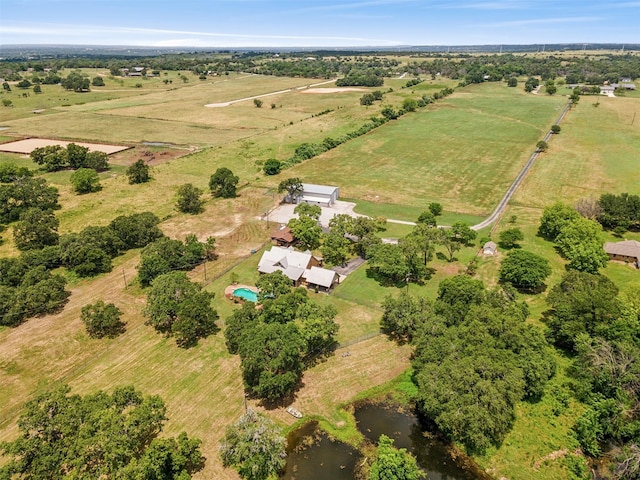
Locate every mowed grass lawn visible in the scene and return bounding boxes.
[289,83,567,216]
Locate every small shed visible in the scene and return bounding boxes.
[483,241,497,256]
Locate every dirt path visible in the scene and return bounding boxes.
[204,78,336,107]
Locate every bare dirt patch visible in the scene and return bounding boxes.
[0,138,130,155]
[106,145,192,167]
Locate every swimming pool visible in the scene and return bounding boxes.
[233,287,258,303]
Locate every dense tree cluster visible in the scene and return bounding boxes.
[209,167,239,198]
[597,192,640,232]
[0,176,59,224]
[30,143,109,172]
[126,159,151,184]
[369,435,424,480]
[220,408,286,480]
[81,300,125,338]
[176,183,204,214]
[58,212,164,277]
[61,71,90,92]
[383,277,555,453]
[0,262,69,327]
[0,385,205,479]
[336,71,384,87]
[224,272,339,401]
[539,202,608,273]
[70,167,101,194]
[288,203,323,250]
[544,271,640,474]
[145,271,218,348]
[138,234,215,286]
[499,249,551,291]
[0,163,33,183]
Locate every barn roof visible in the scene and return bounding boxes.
[302,183,338,196]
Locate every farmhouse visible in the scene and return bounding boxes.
[604,240,640,268]
[297,183,339,207]
[257,246,339,291]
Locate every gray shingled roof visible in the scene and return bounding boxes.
[604,240,640,259]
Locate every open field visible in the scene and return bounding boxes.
[287,82,567,215]
[1,64,640,480]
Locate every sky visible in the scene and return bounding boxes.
[1,0,639,47]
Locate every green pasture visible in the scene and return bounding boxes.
[512,95,640,211]
[288,82,567,215]
[347,197,485,225]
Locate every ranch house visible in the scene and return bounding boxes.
[257,246,339,291]
[604,240,640,268]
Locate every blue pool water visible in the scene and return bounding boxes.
[233,287,258,302]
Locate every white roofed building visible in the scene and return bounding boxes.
[298,183,339,207]
[257,246,339,291]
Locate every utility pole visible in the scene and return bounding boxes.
[122,268,127,289]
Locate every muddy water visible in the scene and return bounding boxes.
[281,421,362,480]
[281,403,490,480]
[355,402,491,480]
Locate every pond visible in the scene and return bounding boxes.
[355,402,491,480]
[281,402,491,480]
[281,421,362,480]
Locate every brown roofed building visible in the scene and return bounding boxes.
[604,240,640,268]
[271,224,296,247]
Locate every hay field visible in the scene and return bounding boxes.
[287,82,567,216]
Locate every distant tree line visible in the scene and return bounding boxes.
[3,52,638,87]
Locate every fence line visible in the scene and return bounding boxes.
[336,331,383,350]
[201,240,270,289]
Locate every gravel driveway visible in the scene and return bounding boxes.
[267,200,364,227]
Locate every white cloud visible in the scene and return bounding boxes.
[1,24,401,46]
[481,16,602,27]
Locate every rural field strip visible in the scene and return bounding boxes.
[378,100,574,231]
[470,100,573,230]
[204,78,336,107]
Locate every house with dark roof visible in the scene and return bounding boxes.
[270,224,296,247]
[604,240,640,268]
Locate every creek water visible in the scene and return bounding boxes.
[281,402,490,480]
